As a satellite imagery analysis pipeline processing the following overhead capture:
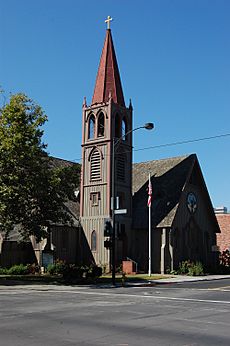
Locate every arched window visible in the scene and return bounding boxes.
[91,230,97,251]
[121,118,127,140]
[88,114,95,139]
[115,113,121,138]
[98,112,105,137]
[90,149,101,181]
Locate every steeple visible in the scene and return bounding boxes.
[91,28,125,107]
[80,18,133,272]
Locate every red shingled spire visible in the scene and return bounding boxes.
[92,29,125,107]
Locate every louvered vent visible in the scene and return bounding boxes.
[91,150,101,181]
[117,155,125,181]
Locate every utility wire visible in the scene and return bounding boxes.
[71,132,230,162]
[134,133,230,152]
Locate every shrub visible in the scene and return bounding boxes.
[46,261,102,282]
[62,264,83,281]
[178,260,191,274]
[166,268,178,275]
[178,260,204,276]
[27,263,40,275]
[46,263,55,275]
[87,265,102,279]
[220,250,230,267]
[7,264,29,275]
[217,250,230,274]
[47,260,67,275]
[0,267,8,275]
[188,261,204,276]
[69,264,102,281]
[170,270,178,275]
[0,262,103,282]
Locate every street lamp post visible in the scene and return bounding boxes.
[111,122,154,285]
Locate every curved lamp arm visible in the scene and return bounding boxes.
[114,122,154,150]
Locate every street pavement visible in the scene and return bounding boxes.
[0,275,230,346]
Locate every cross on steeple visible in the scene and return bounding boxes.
[105,16,113,29]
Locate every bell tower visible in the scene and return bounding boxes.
[80,18,133,268]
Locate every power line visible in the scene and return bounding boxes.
[71,132,230,162]
[134,133,230,152]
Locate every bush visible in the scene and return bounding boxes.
[47,260,67,275]
[188,261,204,276]
[62,264,83,281]
[178,260,204,276]
[87,265,102,279]
[46,261,102,282]
[170,270,178,275]
[216,250,230,274]
[220,250,230,267]
[64,264,102,282]
[178,260,191,275]
[27,263,41,275]
[0,267,8,275]
[0,262,103,282]
[7,264,29,275]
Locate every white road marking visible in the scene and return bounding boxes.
[208,285,230,291]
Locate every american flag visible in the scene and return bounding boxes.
[147,175,152,208]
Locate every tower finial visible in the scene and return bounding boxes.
[92,19,125,106]
[105,16,113,29]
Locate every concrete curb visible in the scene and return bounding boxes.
[0,275,229,290]
[94,275,230,288]
[141,275,230,285]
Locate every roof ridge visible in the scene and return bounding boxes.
[133,154,195,165]
[50,156,79,165]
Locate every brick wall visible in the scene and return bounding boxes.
[216,214,230,252]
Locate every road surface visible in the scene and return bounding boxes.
[0,279,230,345]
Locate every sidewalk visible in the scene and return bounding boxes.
[142,274,230,285]
[94,274,230,288]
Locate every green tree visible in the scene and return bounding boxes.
[0,93,80,240]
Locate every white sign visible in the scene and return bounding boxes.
[114,209,127,215]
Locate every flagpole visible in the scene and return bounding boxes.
[148,173,152,277]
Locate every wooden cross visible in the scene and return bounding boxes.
[105,16,113,29]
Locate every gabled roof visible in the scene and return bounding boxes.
[132,154,197,229]
[91,29,125,106]
[132,155,191,195]
[132,154,220,232]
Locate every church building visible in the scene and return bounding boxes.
[78,19,220,273]
[0,19,220,273]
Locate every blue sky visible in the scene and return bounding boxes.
[1,0,230,210]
